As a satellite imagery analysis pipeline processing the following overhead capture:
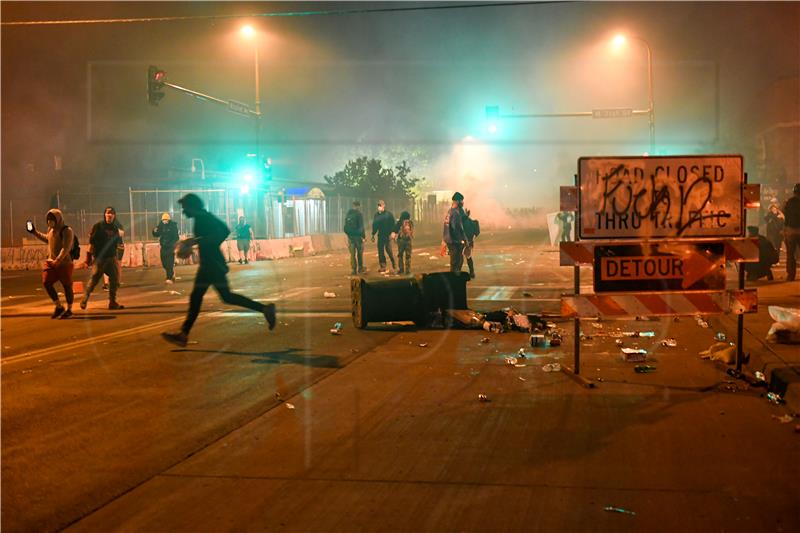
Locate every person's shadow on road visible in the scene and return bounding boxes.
[174,347,341,368]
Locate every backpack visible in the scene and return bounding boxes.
[464,215,480,239]
[60,225,81,260]
[399,219,413,239]
[344,210,360,234]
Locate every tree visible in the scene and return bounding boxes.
[324,156,419,198]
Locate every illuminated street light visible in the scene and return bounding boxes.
[612,33,655,153]
[239,24,261,116]
[240,25,256,39]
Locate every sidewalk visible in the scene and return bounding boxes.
[720,278,800,412]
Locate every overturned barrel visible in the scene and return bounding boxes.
[351,276,426,328]
[417,271,471,313]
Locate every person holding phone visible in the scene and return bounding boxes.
[27,209,75,319]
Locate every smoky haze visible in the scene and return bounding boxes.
[2,1,798,240]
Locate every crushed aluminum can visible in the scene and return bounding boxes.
[478,393,490,402]
[715,331,727,342]
[530,334,546,347]
[661,338,678,347]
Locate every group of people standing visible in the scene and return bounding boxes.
[747,183,800,282]
[343,191,479,279]
[343,200,416,276]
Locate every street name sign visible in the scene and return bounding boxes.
[593,242,725,293]
[577,155,744,240]
[592,108,633,119]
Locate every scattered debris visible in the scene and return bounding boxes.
[549,332,562,346]
[517,348,527,358]
[604,506,636,516]
[695,316,710,328]
[766,306,800,344]
[661,338,678,347]
[518,376,526,381]
[715,331,727,342]
[330,322,343,335]
[21,370,32,374]
[615,339,624,347]
[418,342,429,347]
[418,252,430,256]
[478,393,490,402]
[323,291,337,298]
[522,292,533,297]
[447,309,485,329]
[514,363,527,368]
[699,342,736,364]
[483,321,503,333]
[505,357,518,366]
[754,371,767,382]
[285,402,296,409]
[591,322,604,329]
[542,363,561,372]
[622,331,655,338]
[772,414,794,424]
[480,337,491,344]
[530,333,546,347]
[634,364,657,373]
[620,347,648,362]
[766,392,785,405]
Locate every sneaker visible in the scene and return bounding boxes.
[108,301,125,310]
[161,331,188,347]
[238,259,243,264]
[59,309,73,320]
[165,279,174,284]
[244,259,249,264]
[51,306,65,319]
[79,299,88,310]
[263,303,277,330]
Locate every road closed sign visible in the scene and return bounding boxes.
[593,242,726,293]
[578,155,744,239]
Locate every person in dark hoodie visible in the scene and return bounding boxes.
[371,200,396,273]
[443,192,468,273]
[161,193,276,347]
[81,206,125,310]
[152,212,179,283]
[343,200,366,275]
[28,208,75,319]
[394,210,414,274]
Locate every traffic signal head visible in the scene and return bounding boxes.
[148,65,166,106]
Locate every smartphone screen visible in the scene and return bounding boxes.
[26,220,34,232]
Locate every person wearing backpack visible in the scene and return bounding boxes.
[463,208,480,279]
[343,200,366,276]
[81,206,125,310]
[394,211,414,274]
[153,212,179,282]
[27,208,77,319]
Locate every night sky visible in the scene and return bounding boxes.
[2,1,798,231]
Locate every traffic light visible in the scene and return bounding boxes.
[263,157,273,180]
[148,65,166,106]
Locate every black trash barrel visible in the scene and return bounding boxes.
[351,276,426,328]
[416,271,471,313]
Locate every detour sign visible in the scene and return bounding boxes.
[578,155,744,239]
[593,242,725,293]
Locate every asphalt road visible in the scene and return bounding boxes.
[2,231,798,532]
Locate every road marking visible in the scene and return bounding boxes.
[475,286,518,300]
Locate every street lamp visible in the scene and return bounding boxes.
[240,25,261,116]
[612,34,655,153]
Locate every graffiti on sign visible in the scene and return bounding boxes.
[578,155,744,239]
[593,242,725,293]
